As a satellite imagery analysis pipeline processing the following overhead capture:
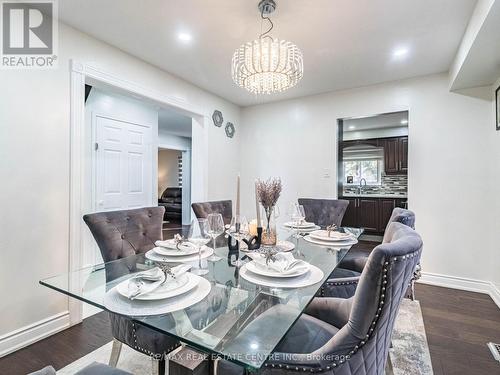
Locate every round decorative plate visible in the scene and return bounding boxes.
[116,273,195,301]
[104,276,211,316]
[303,235,358,247]
[153,246,199,256]
[245,261,309,278]
[308,230,354,242]
[145,246,214,263]
[240,264,324,289]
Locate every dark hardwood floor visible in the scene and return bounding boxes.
[1,242,499,374]
[417,284,500,375]
[0,312,112,374]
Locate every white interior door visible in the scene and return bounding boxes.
[95,115,153,212]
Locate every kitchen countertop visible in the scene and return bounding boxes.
[341,193,407,199]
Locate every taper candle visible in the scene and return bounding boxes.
[236,174,241,220]
[255,180,261,227]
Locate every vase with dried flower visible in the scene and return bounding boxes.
[256,177,282,247]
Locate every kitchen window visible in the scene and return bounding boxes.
[343,145,384,185]
[344,159,382,185]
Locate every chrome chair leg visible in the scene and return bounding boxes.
[109,338,122,367]
[152,358,166,375]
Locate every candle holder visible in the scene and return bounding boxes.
[228,222,240,252]
[228,234,240,252]
[243,227,262,251]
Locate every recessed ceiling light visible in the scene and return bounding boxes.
[348,125,356,130]
[400,119,408,125]
[393,47,409,59]
[178,32,192,42]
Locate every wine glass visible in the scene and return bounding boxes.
[228,215,249,266]
[287,203,306,238]
[289,203,305,226]
[188,218,211,275]
[206,213,224,262]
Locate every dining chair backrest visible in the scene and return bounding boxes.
[382,207,415,243]
[315,222,422,374]
[298,198,349,228]
[83,207,165,262]
[191,200,233,225]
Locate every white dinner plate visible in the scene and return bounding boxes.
[155,239,196,251]
[153,246,199,256]
[303,235,358,247]
[116,273,198,301]
[104,276,211,316]
[245,260,309,278]
[145,246,214,263]
[284,221,316,229]
[309,230,355,242]
[240,264,324,288]
[276,240,295,252]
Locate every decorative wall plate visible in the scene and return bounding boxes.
[225,122,235,138]
[212,110,223,127]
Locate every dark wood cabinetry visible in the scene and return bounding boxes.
[383,137,408,175]
[358,198,379,232]
[341,196,407,234]
[342,198,358,227]
[341,136,408,175]
[399,137,408,172]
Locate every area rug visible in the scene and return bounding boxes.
[58,299,433,374]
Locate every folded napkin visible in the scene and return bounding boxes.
[126,265,191,300]
[247,252,309,275]
[285,221,314,228]
[155,239,196,252]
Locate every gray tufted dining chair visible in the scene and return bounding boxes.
[83,207,181,375]
[323,208,417,300]
[191,200,233,224]
[217,222,423,375]
[298,198,349,229]
[192,200,233,247]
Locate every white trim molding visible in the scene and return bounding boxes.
[419,272,500,309]
[68,60,209,326]
[0,311,70,358]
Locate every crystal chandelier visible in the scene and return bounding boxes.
[231,0,304,95]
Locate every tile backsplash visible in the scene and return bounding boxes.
[343,174,407,196]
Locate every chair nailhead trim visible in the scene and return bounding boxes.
[264,249,422,372]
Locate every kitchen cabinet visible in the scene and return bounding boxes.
[358,199,379,232]
[383,137,408,175]
[342,198,358,227]
[341,196,407,234]
[399,137,408,172]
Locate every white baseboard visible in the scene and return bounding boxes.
[0,311,70,358]
[418,272,500,309]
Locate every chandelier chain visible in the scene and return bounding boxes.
[259,7,274,40]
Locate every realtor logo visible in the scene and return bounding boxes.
[1,0,58,68]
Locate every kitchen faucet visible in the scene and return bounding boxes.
[358,178,367,195]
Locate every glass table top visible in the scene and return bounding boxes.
[40,227,363,370]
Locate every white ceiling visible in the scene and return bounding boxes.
[158,108,192,138]
[59,0,478,107]
[344,111,408,131]
[450,0,500,90]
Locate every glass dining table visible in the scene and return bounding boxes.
[40,226,363,371]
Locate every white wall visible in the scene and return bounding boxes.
[240,73,498,290]
[0,22,240,347]
[491,76,500,292]
[158,149,181,194]
[158,131,192,150]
